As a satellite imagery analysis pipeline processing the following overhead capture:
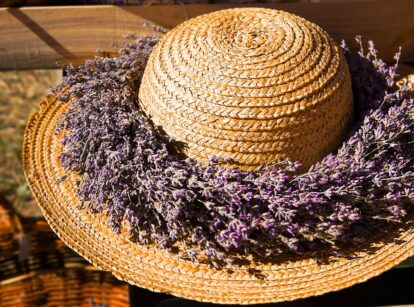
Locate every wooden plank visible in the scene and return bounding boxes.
[0,6,164,70]
[0,1,413,70]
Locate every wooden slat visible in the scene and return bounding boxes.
[0,1,413,70]
[0,6,163,70]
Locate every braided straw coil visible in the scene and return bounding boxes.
[138,8,354,170]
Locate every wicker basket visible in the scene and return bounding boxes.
[0,196,22,261]
[0,198,129,307]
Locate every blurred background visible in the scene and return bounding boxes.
[0,0,356,6]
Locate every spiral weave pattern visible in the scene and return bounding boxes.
[139,8,354,170]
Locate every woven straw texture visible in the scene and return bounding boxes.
[138,8,353,170]
[22,89,414,304]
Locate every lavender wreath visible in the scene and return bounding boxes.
[55,35,414,267]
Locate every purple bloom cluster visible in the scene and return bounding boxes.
[55,35,414,267]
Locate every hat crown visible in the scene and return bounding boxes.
[138,8,353,170]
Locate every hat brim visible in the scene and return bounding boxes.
[23,92,414,305]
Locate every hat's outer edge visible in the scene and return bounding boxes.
[22,92,414,305]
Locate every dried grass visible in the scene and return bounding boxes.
[0,70,62,217]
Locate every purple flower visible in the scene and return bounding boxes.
[55,36,414,266]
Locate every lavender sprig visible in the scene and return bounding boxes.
[55,36,414,267]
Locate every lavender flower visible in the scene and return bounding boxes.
[55,35,414,266]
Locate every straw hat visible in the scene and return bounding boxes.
[23,8,414,305]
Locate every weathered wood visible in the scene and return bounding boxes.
[0,1,413,70]
[0,6,163,70]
